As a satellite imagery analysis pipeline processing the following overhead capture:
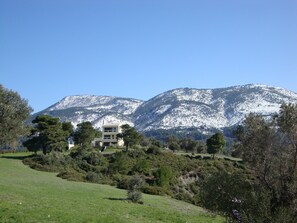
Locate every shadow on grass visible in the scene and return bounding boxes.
[105,197,128,201]
[0,155,34,161]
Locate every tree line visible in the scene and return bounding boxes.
[0,84,225,157]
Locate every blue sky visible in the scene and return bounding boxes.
[1,0,296,112]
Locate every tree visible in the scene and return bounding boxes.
[214,104,297,222]
[277,103,297,171]
[62,122,74,136]
[73,122,98,147]
[206,132,225,159]
[234,113,275,166]
[166,136,180,152]
[117,124,142,151]
[23,115,71,154]
[0,84,32,149]
[200,170,270,223]
[195,140,207,153]
[179,138,204,153]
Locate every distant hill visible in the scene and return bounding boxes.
[33,84,297,138]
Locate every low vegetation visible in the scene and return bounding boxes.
[0,153,223,223]
[23,146,245,208]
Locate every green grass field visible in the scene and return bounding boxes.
[0,153,223,223]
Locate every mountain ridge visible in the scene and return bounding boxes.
[34,84,297,135]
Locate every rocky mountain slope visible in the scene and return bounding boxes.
[37,95,143,129]
[34,84,297,135]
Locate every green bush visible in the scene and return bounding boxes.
[86,171,103,183]
[127,175,144,203]
[142,185,167,195]
[146,145,162,155]
[57,170,85,182]
[174,189,195,204]
[127,149,146,158]
[127,190,143,203]
[132,159,150,174]
[109,152,132,175]
[83,150,108,166]
[23,152,72,172]
[115,175,131,189]
[155,166,173,188]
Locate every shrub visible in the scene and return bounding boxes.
[127,175,144,203]
[115,175,131,189]
[83,150,108,167]
[86,171,103,183]
[109,152,132,175]
[127,149,146,158]
[77,160,94,172]
[132,159,150,174]
[127,190,143,203]
[174,190,195,204]
[142,185,166,195]
[146,145,162,155]
[23,152,71,172]
[155,166,172,188]
[57,170,85,182]
[127,175,144,190]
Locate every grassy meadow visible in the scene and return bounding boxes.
[0,153,223,223]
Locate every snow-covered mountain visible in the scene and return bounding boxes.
[36,95,143,129]
[35,84,297,134]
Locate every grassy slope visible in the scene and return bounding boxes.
[0,153,223,223]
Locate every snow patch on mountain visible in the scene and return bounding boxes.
[49,95,143,114]
[171,88,213,104]
[133,84,297,132]
[35,84,297,134]
[154,104,172,114]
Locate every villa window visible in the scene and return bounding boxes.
[104,135,111,139]
[104,127,117,132]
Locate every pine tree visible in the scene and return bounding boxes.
[23,115,72,154]
[73,121,98,147]
[117,124,142,151]
[206,132,226,159]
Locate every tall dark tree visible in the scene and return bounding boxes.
[235,109,297,222]
[23,115,71,154]
[0,84,32,148]
[204,104,297,222]
[235,113,276,166]
[277,103,297,171]
[74,122,97,147]
[206,132,225,159]
[117,124,142,151]
[62,122,74,136]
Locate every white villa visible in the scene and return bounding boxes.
[68,123,125,149]
[101,124,124,147]
[67,137,75,150]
